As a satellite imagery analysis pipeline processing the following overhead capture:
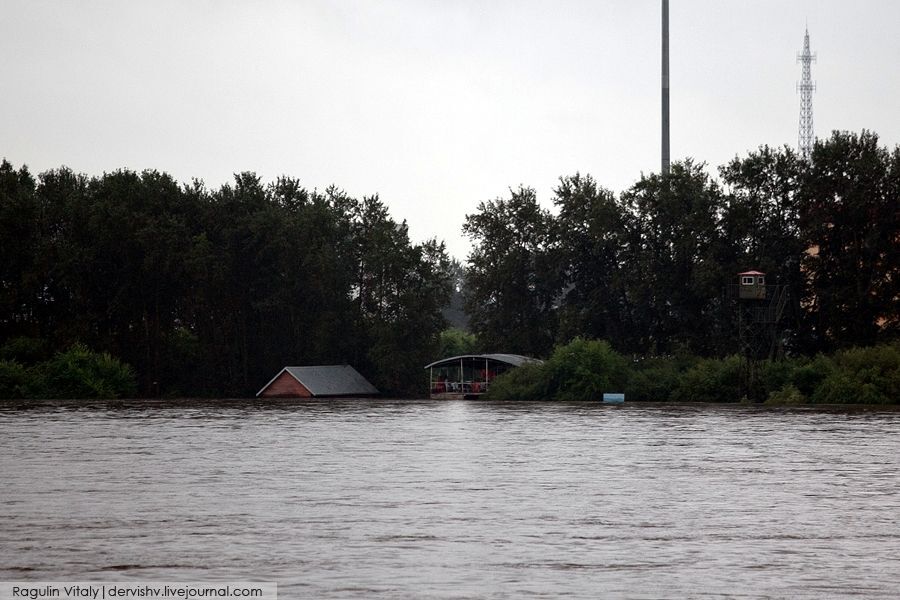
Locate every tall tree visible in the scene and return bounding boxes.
[719,145,807,351]
[552,173,632,348]
[352,195,452,394]
[30,166,92,346]
[799,130,899,348]
[463,186,558,357]
[0,161,38,340]
[619,160,726,355]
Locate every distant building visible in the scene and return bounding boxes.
[256,365,378,398]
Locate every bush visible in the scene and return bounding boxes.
[810,344,900,405]
[485,338,628,401]
[0,359,29,399]
[811,373,880,405]
[0,337,52,366]
[670,355,742,402]
[543,338,629,401]
[758,359,797,398]
[765,383,807,405]
[485,363,549,401]
[625,357,681,402]
[790,355,834,397]
[34,344,137,399]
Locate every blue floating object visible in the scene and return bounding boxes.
[602,393,625,404]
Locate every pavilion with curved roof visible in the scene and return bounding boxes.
[423,354,542,399]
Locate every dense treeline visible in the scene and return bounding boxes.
[1,129,897,400]
[0,164,452,397]
[464,131,899,359]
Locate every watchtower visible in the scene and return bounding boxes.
[738,270,766,300]
[728,270,790,400]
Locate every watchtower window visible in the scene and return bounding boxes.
[741,276,755,285]
[756,276,765,285]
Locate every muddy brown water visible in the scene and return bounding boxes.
[2,400,900,598]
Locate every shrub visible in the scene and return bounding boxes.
[484,362,548,401]
[624,357,680,402]
[486,338,629,401]
[544,338,629,401]
[791,355,834,397]
[0,359,29,399]
[758,359,797,398]
[765,383,807,405]
[0,337,52,366]
[670,355,742,402]
[35,344,137,399]
[811,373,881,405]
[810,344,900,405]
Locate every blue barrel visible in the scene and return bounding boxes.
[602,393,625,404]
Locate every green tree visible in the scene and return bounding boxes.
[463,186,558,357]
[437,327,480,358]
[35,343,137,399]
[619,160,727,355]
[0,160,38,340]
[719,145,807,351]
[799,131,899,348]
[719,146,804,275]
[441,258,470,330]
[552,173,633,349]
[352,196,452,395]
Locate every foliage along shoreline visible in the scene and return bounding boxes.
[0,166,453,398]
[484,338,900,405]
[1,336,898,405]
[1,129,898,401]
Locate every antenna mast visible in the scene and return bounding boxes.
[661,0,670,175]
[797,28,816,160]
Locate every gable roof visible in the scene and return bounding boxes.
[423,354,542,370]
[256,365,379,397]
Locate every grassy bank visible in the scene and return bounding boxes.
[485,338,900,405]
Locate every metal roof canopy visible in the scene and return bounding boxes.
[423,354,542,370]
[256,365,379,397]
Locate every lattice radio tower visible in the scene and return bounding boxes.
[797,27,816,160]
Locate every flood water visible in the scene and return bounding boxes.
[2,400,900,598]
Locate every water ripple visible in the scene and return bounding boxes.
[2,400,900,598]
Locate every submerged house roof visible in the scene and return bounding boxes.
[423,354,542,369]
[256,365,379,398]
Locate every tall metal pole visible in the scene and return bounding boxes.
[661,0,670,176]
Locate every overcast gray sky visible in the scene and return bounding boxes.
[3,1,899,259]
